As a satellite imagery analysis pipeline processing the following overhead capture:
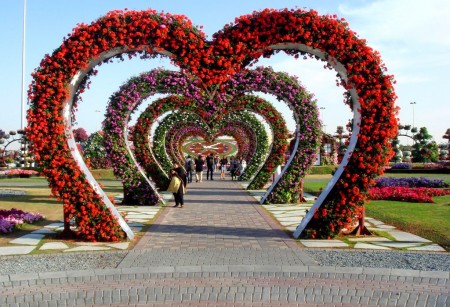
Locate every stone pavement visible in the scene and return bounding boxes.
[0,176,449,306]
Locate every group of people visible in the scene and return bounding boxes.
[167,153,248,208]
[184,154,247,181]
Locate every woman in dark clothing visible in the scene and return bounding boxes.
[194,154,205,182]
[172,162,187,186]
[170,162,187,207]
[219,156,228,180]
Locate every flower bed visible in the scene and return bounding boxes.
[390,163,413,170]
[0,169,40,179]
[0,169,39,176]
[368,186,450,203]
[0,208,44,234]
[375,177,449,188]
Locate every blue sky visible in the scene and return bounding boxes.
[1,0,449,145]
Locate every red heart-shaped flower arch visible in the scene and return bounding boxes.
[26,8,397,241]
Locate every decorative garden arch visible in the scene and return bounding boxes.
[166,123,253,167]
[26,8,396,241]
[166,113,270,181]
[133,103,273,188]
[113,92,290,203]
[149,110,269,181]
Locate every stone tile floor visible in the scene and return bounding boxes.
[0,185,446,256]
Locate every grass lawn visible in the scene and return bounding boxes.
[0,185,61,245]
[366,196,450,250]
[303,173,450,250]
[0,176,124,246]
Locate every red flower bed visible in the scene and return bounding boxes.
[368,186,450,203]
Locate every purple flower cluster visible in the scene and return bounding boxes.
[375,177,449,188]
[0,208,44,234]
[390,163,413,169]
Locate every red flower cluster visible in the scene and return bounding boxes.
[368,187,450,203]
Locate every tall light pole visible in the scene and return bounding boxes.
[95,110,101,132]
[319,107,326,132]
[410,101,417,129]
[21,0,27,130]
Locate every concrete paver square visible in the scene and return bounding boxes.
[127,222,144,227]
[374,224,397,230]
[353,243,391,250]
[0,245,35,255]
[372,242,425,248]
[300,240,349,248]
[387,231,431,242]
[276,217,304,223]
[408,244,446,252]
[126,218,150,223]
[31,228,56,235]
[10,233,46,245]
[348,237,391,242]
[39,242,69,250]
[125,213,156,219]
[64,246,111,252]
[106,242,130,250]
[44,222,64,229]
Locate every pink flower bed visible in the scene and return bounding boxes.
[0,208,44,234]
[368,186,450,203]
[0,169,39,176]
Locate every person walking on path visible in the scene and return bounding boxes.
[184,155,195,183]
[167,162,187,208]
[213,154,219,172]
[219,155,228,179]
[229,156,239,180]
[194,154,204,182]
[206,153,215,180]
[237,158,247,179]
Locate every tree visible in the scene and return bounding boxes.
[83,131,111,169]
[412,127,439,163]
[73,128,89,143]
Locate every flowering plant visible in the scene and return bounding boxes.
[26,7,396,240]
[369,186,450,203]
[82,131,111,169]
[140,108,269,183]
[160,115,259,173]
[0,208,44,234]
[128,92,288,199]
[375,177,449,188]
[0,169,39,176]
[391,163,413,170]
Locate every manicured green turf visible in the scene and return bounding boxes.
[303,173,450,250]
[0,179,123,245]
[365,196,450,250]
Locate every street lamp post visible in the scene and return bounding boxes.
[21,0,27,130]
[410,102,417,129]
[319,107,326,132]
[95,110,101,132]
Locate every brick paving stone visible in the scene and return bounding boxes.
[0,177,449,306]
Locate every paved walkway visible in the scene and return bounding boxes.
[0,176,449,306]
